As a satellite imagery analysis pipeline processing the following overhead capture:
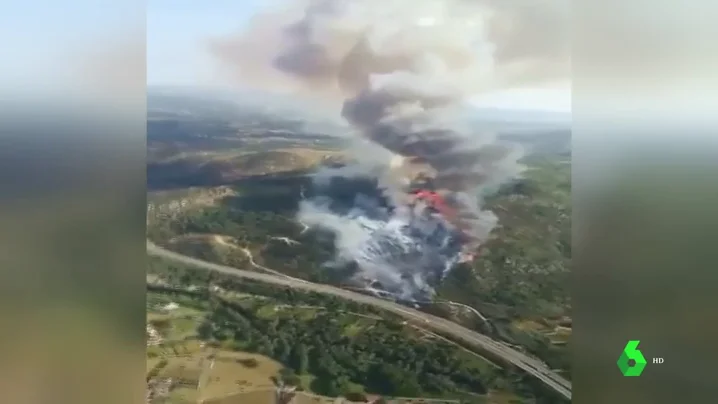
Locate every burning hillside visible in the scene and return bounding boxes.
[299,177,466,300]
[210,0,568,299]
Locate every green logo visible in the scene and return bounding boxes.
[617,340,647,376]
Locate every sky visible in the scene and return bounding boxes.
[147,0,571,113]
[147,0,267,86]
[1,1,143,93]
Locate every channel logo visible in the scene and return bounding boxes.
[617,340,648,376]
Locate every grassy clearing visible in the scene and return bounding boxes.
[342,319,376,338]
[296,308,320,321]
[259,305,323,319]
[255,304,279,319]
[159,355,203,381]
[511,319,571,344]
[199,351,282,400]
[170,319,199,340]
[147,339,203,359]
[548,326,571,345]
[256,304,324,321]
[462,351,498,375]
[147,357,162,373]
[147,307,204,341]
[168,386,199,404]
[147,341,283,402]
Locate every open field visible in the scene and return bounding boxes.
[167,386,200,404]
[146,347,286,403]
[147,340,285,403]
[147,340,204,358]
[200,389,276,404]
[147,305,205,342]
[146,296,290,403]
[510,318,572,346]
[199,351,283,400]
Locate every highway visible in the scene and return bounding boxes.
[147,242,572,400]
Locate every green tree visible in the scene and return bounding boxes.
[276,338,292,365]
[291,344,309,374]
[367,363,422,397]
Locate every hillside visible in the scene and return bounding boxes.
[146,153,571,378]
[148,148,346,190]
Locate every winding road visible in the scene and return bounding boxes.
[147,241,571,400]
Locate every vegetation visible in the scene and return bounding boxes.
[148,258,569,403]
[438,158,571,376]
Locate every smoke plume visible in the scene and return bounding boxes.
[210,0,569,298]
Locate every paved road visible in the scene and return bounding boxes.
[147,242,572,400]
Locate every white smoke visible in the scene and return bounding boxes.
[298,195,461,299]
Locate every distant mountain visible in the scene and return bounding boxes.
[147,86,570,140]
[467,106,571,156]
[147,86,347,134]
[501,130,571,158]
